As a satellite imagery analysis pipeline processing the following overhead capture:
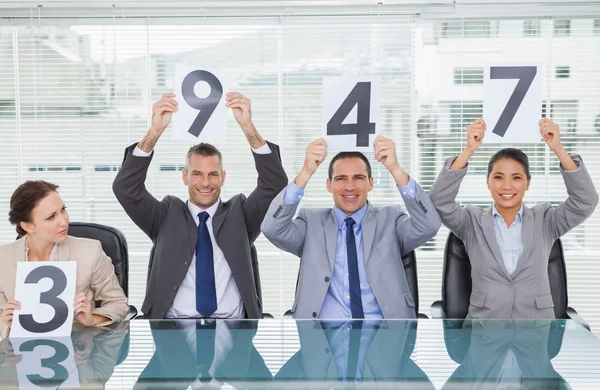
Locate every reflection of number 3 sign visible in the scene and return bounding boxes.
[484,65,542,144]
[12,337,79,389]
[11,262,77,338]
[172,66,228,143]
[323,76,380,152]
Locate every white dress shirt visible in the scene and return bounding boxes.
[132,143,271,319]
[167,200,244,319]
[179,319,234,389]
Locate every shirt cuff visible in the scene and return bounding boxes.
[132,146,153,157]
[397,177,417,199]
[251,143,272,155]
[284,181,304,204]
[561,154,582,172]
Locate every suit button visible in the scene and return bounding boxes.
[325,348,330,354]
[160,312,165,317]
[506,283,512,288]
[173,286,178,291]
[184,261,190,266]
[312,312,317,318]
[324,276,330,282]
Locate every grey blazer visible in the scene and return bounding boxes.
[443,321,566,390]
[261,183,441,319]
[113,142,288,319]
[429,155,598,320]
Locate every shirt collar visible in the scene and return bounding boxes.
[25,237,59,262]
[492,203,524,223]
[187,199,221,220]
[333,202,369,230]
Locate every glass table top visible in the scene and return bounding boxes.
[1,319,599,389]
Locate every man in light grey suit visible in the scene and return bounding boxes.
[261,136,441,319]
[429,118,598,319]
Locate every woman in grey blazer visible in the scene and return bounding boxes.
[429,118,598,319]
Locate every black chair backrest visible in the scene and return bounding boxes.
[402,250,420,316]
[68,222,129,297]
[442,232,568,319]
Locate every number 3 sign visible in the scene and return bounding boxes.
[483,65,542,144]
[323,76,380,152]
[11,262,77,338]
[172,65,228,143]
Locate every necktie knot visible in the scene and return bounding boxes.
[198,211,210,223]
[345,217,356,229]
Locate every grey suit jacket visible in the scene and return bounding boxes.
[113,142,288,319]
[274,320,434,389]
[261,183,441,319]
[443,321,568,390]
[429,155,599,319]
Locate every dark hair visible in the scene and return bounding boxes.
[9,180,59,236]
[328,152,372,180]
[185,142,223,170]
[487,148,531,180]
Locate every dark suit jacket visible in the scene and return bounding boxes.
[133,320,272,390]
[113,142,288,319]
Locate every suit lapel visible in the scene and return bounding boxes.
[323,211,338,272]
[512,206,534,278]
[57,237,71,261]
[185,201,199,259]
[12,237,27,267]
[481,207,513,280]
[361,204,376,267]
[211,201,227,237]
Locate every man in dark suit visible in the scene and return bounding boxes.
[113,92,288,319]
[133,320,272,390]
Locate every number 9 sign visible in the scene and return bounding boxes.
[172,65,228,144]
[11,262,77,338]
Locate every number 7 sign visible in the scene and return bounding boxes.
[483,65,542,144]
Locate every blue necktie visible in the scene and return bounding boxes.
[345,217,364,319]
[196,211,217,317]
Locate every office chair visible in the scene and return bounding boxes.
[430,233,589,330]
[67,222,138,321]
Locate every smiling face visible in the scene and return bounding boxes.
[20,191,70,243]
[326,157,374,216]
[487,158,531,214]
[182,154,226,210]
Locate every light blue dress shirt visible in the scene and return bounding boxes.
[283,177,417,319]
[492,204,524,275]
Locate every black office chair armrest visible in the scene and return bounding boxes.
[262,313,275,319]
[283,310,293,317]
[417,312,429,319]
[566,307,590,331]
[430,300,447,319]
[124,305,138,321]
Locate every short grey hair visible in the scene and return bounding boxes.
[185,143,223,171]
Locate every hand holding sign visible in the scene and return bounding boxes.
[466,119,487,153]
[374,135,399,171]
[540,118,561,152]
[293,138,328,189]
[150,93,178,135]
[2,299,20,330]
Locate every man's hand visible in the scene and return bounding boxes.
[295,138,328,188]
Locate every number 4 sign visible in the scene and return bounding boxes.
[323,76,380,152]
[483,65,542,144]
[11,262,77,338]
